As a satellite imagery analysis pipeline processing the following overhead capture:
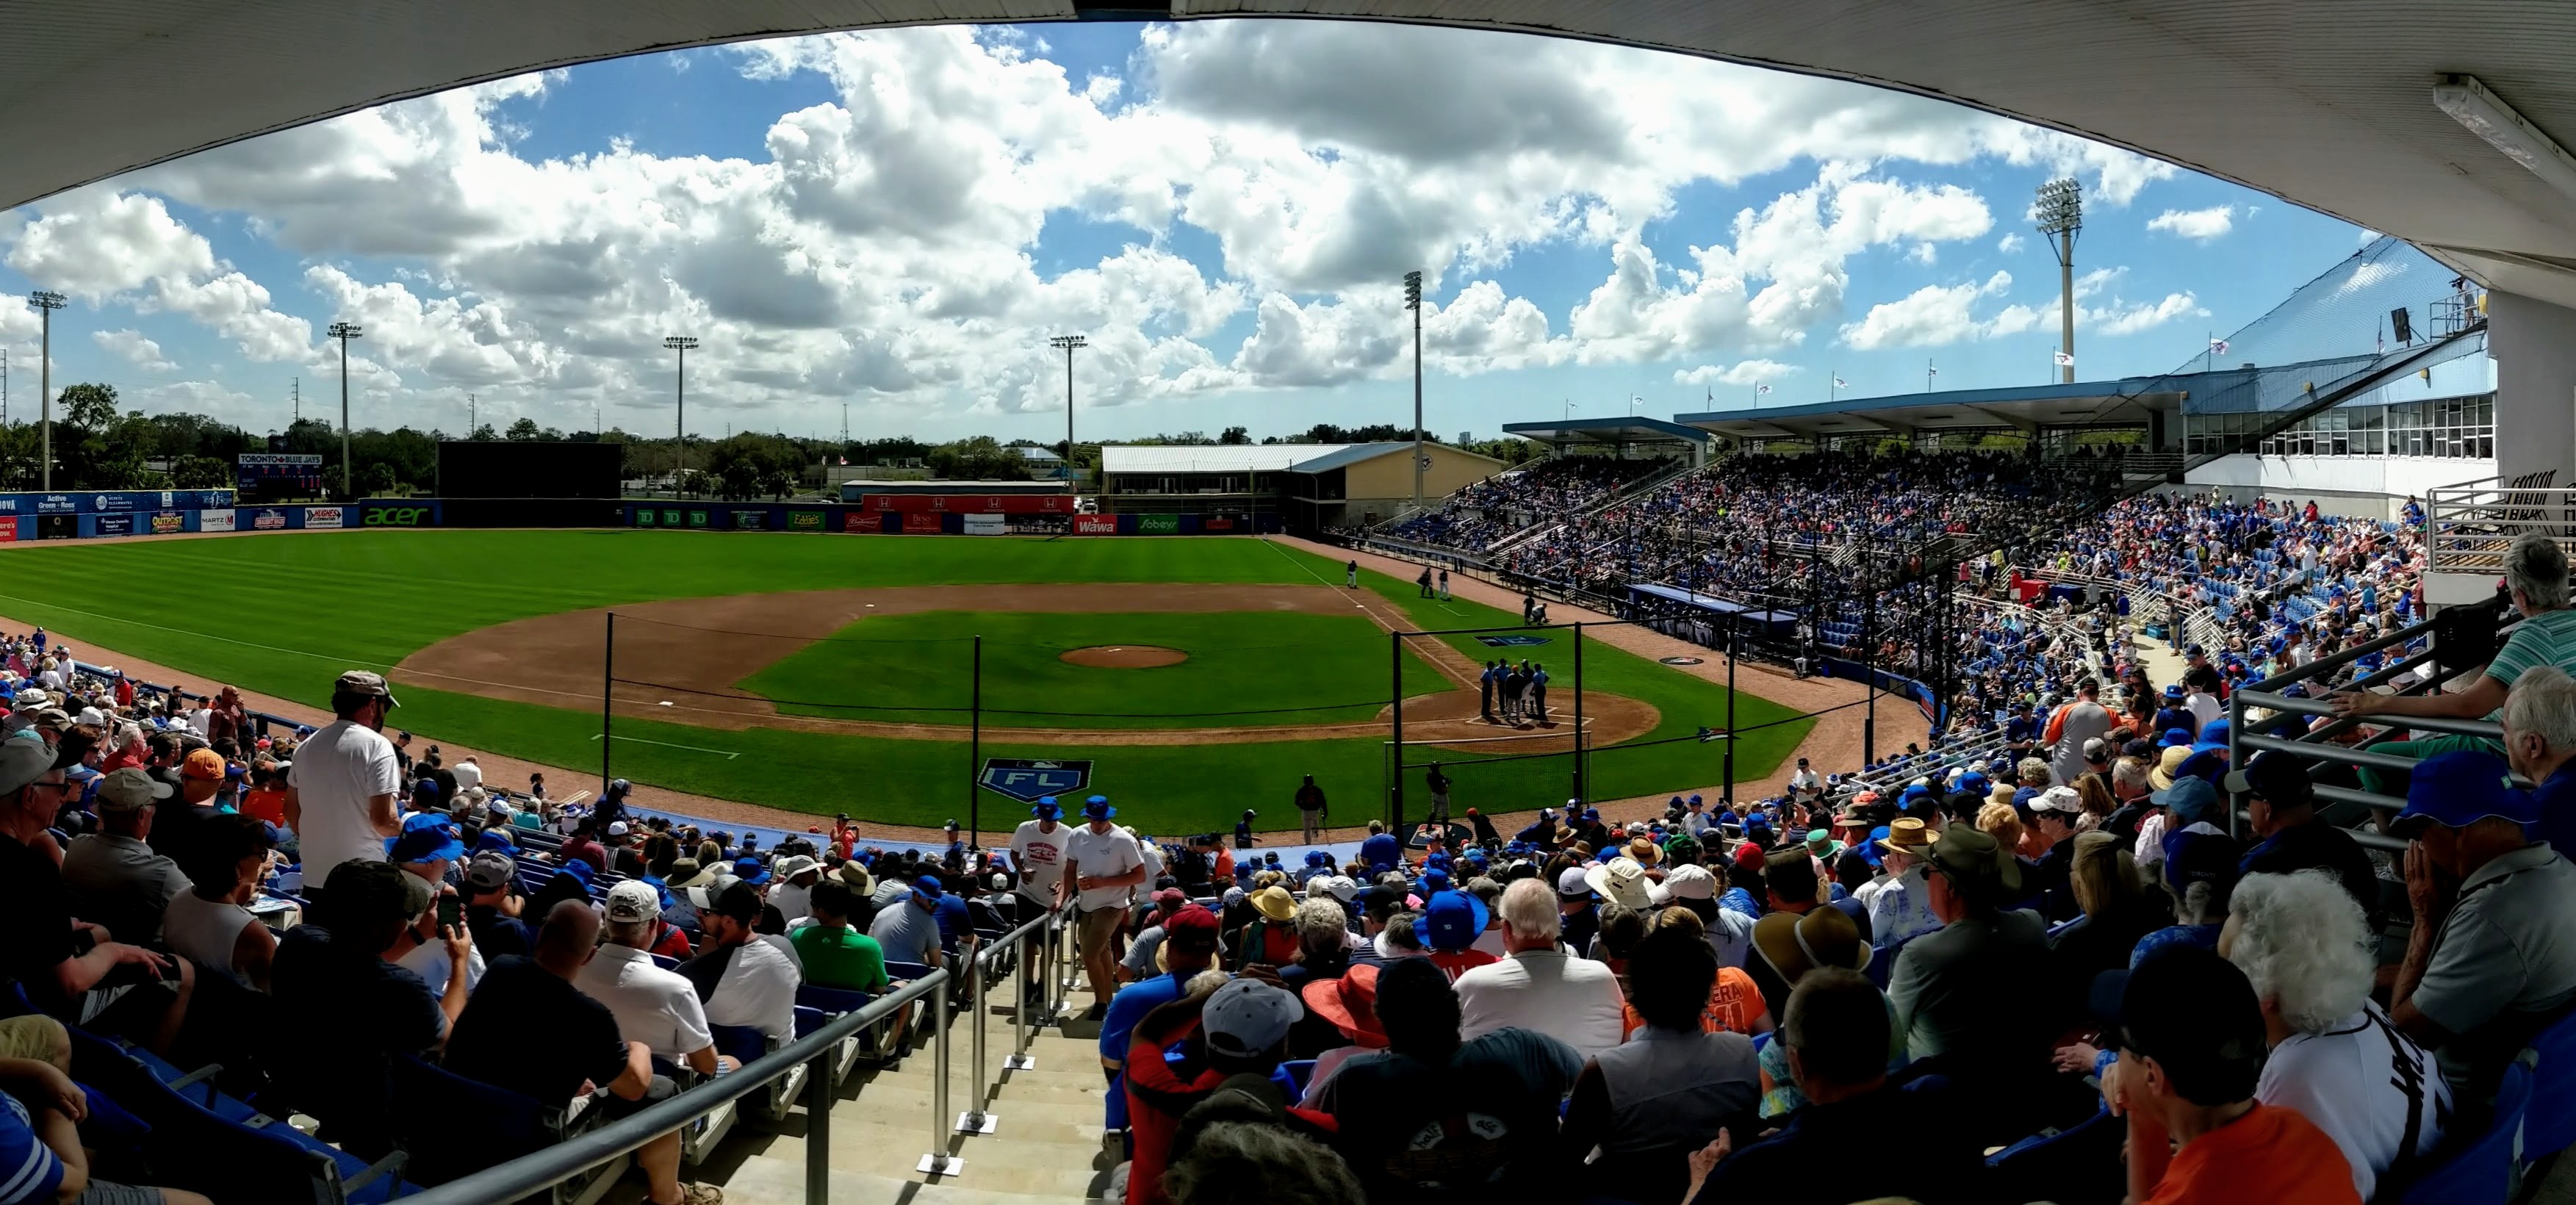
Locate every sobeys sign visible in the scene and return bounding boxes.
[1137,514,1180,534]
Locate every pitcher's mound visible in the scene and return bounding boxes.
[1061,645,1188,669]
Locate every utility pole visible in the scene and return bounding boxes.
[28,292,65,491]
[328,322,363,498]
[664,336,697,497]
[468,392,476,434]
[1050,334,1085,492]
[292,376,301,425]
[2036,178,2083,385]
[2,348,9,426]
[1403,270,1424,514]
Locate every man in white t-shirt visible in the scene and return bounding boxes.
[686,881,801,1043]
[284,671,405,896]
[1453,879,1625,1062]
[1787,759,1822,806]
[1007,798,1072,912]
[1059,796,1146,1020]
[577,882,733,1074]
[450,757,483,795]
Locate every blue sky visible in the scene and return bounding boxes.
[0,20,2370,443]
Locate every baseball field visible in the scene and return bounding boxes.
[0,530,1810,833]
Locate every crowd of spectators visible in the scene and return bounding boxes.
[1382,455,1674,554]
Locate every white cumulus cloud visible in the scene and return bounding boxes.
[92,329,175,373]
[2147,205,2235,242]
[1674,359,1799,386]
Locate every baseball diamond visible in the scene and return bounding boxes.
[0,528,1808,832]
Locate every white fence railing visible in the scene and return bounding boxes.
[2428,472,2576,578]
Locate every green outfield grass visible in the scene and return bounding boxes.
[739,610,1448,728]
[0,530,1812,832]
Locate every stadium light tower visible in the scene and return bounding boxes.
[1050,334,1085,490]
[327,321,363,498]
[664,336,697,497]
[26,292,64,489]
[2034,178,2083,384]
[1403,270,1424,514]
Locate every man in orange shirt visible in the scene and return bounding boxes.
[2099,947,2359,1204]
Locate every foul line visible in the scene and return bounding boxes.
[1259,536,1374,618]
[589,732,741,760]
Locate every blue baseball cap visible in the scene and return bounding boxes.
[1863,825,1890,868]
[2011,787,2042,810]
[2151,775,2223,827]
[389,813,464,865]
[2194,719,2232,754]
[559,857,595,883]
[1957,773,1990,796]
[1420,890,1489,953]
[2161,829,2240,894]
[2392,751,2533,838]
[1082,796,1115,821]
[1418,868,1453,896]
[1304,850,1332,868]
[913,874,943,900]
[1032,796,1061,819]
[1688,794,1703,805]
[474,828,517,853]
[2163,684,2185,699]
[2159,727,2196,749]
[732,856,771,886]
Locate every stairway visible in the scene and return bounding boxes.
[676,981,1119,1205]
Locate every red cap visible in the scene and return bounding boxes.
[1162,904,1220,953]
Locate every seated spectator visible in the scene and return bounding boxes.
[143,747,230,872]
[1634,907,1766,1036]
[0,1012,212,1205]
[461,849,533,960]
[1563,916,1760,1205]
[390,812,487,996]
[2134,829,2239,967]
[2226,871,2447,1200]
[1297,963,1385,1091]
[162,813,278,991]
[1320,957,1582,1204]
[576,881,734,1079]
[767,853,821,924]
[1749,903,1868,1032]
[1227,885,1300,970]
[559,820,608,871]
[1887,825,2061,1140]
[2026,786,2084,919]
[1685,968,1978,1204]
[1277,896,1351,995]
[0,738,193,1055]
[1418,890,1500,980]
[2389,751,2576,1100]
[1120,890,1190,985]
[2230,752,2378,921]
[2097,948,2361,1204]
[2505,665,2576,863]
[1123,976,1327,1205]
[1862,818,1943,949]
[445,899,722,1205]
[679,880,799,1043]
[270,860,466,1159]
[792,879,888,994]
[1455,878,1625,1062]
[1159,1111,1362,1205]
[62,768,191,946]
[1102,906,1220,1083]
[2046,831,2159,1008]
[868,872,946,971]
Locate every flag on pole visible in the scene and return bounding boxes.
[1832,375,1848,389]
[1757,383,1772,395]
[2053,350,2075,367]
[2208,338,2229,356]
[1927,364,1938,376]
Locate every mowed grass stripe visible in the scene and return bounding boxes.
[738,610,1450,729]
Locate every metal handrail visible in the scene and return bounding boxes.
[400,899,1073,1205]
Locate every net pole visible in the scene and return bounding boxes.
[969,636,982,850]
[1572,621,1586,803]
[601,611,614,790]
[1723,625,1737,807]
[1389,632,1405,834]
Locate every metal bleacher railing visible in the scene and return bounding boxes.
[401,897,1077,1204]
[2429,473,2576,578]
[2223,597,2520,854]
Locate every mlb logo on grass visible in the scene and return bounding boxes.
[979,758,1093,803]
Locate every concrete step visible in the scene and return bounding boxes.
[724,1155,1086,1205]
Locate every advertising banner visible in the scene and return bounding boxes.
[149,511,184,535]
[1204,516,1237,531]
[901,512,944,533]
[731,510,767,530]
[661,509,683,527]
[858,493,1075,514]
[305,506,345,529]
[787,509,824,532]
[633,508,657,526]
[36,515,73,540]
[250,507,295,530]
[843,511,884,533]
[0,522,16,544]
[963,514,1007,536]
[1072,514,1118,536]
[359,503,436,528]
[96,514,136,536]
[685,510,710,529]
[199,510,236,533]
[92,494,137,512]
[1137,514,1181,535]
[36,495,76,514]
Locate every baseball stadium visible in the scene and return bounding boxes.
[1,5,2574,1205]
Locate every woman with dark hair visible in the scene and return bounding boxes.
[1562,918,1760,1205]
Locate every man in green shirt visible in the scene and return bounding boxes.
[789,880,890,994]
[2338,533,2576,799]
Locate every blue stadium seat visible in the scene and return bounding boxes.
[1273,1060,1316,1099]
[1986,1107,2121,1205]
[68,1026,409,1204]
[2397,1057,2533,1205]
[2524,1010,2576,1165]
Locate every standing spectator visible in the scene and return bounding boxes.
[1320,957,1582,1204]
[681,880,800,1043]
[206,686,247,748]
[284,671,403,898]
[1005,798,1071,924]
[1292,776,1327,845]
[270,860,465,1159]
[163,813,279,991]
[790,880,889,995]
[1454,878,1625,1061]
[1684,969,1979,1204]
[2045,678,2116,787]
[62,769,190,946]
[444,901,724,1205]
[2225,871,2447,1200]
[0,738,193,1055]
[576,881,733,1078]
[2388,751,2576,1098]
[2096,948,2360,1204]
[1064,798,1147,1020]
[1562,918,1760,1204]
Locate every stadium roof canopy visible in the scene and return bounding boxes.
[1101,442,1422,474]
[4,4,2573,309]
[1674,379,2188,439]
[1500,417,1711,446]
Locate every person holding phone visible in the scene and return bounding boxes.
[389,813,485,996]
[270,860,468,1160]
